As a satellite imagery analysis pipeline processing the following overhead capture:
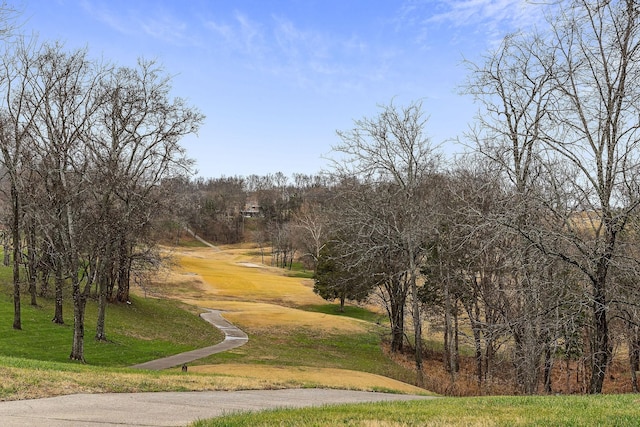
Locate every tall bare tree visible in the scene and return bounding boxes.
[0,38,44,330]
[330,100,440,385]
[24,43,107,361]
[89,59,203,341]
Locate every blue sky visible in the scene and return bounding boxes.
[19,0,541,178]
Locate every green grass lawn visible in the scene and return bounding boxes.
[191,394,640,426]
[299,303,387,323]
[192,322,416,386]
[0,291,224,366]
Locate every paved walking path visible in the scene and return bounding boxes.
[0,389,435,426]
[130,309,248,370]
[184,227,220,251]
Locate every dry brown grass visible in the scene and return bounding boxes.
[178,253,321,305]
[0,365,316,401]
[153,245,370,334]
[183,300,369,334]
[189,364,426,394]
[142,244,419,394]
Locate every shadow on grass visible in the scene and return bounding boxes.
[298,303,386,324]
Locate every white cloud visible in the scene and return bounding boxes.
[80,1,198,46]
[204,12,266,57]
[397,0,545,49]
[203,12,389,94]
[428,0,539,29]
[79,0,133,35]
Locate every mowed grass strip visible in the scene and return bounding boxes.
[184,300,371,333]
[176,250,324,305]
[191,394,640,427]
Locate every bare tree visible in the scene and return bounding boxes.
[24,43,108,361]
[0,38,44,330]
[88,59,203,342]
[330,100,440,386]
[292,201,328,270]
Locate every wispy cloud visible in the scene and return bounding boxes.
[204,12,390,94]
[79,0,133,35]
[397,0,544,48]
[429,0,531,27]
[79,0,199,46]
[204,12,266,57]
[140,13,189,44]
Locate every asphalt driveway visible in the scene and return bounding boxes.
[0,388,434,426]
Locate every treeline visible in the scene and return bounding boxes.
[175,172,334,269]
[0,37,202,361]
[329,0,640,395]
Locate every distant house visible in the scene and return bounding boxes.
[241,199,261,217]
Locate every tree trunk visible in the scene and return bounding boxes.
[389,291,405,352]
[544,343,553,393]
[115,240,132,303]
[11,183,21,330]
[52,260,64,324]
[629,327,639,393]
[39,243,51,297]
[95,284,107,341]
[70,279,87,362]
[443,279,458,379]
[96,240,112,340]
[454,303,460,373]
[589,276,610,394]
[411,276,424,387]
[3,233,9,267]
[465,294,484,387]
[26,218,37,307]
[513,327,541,394]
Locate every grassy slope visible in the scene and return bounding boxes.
[0,242,637,426]
[0,241,425,399]
[0,291,223,366]
[192,394,640,427]
[152,245,424,392]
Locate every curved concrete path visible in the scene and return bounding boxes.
[184,226,220,251]
[0,389,434,426]
[130,309,248,370]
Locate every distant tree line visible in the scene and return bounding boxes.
[175,172,334,270]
